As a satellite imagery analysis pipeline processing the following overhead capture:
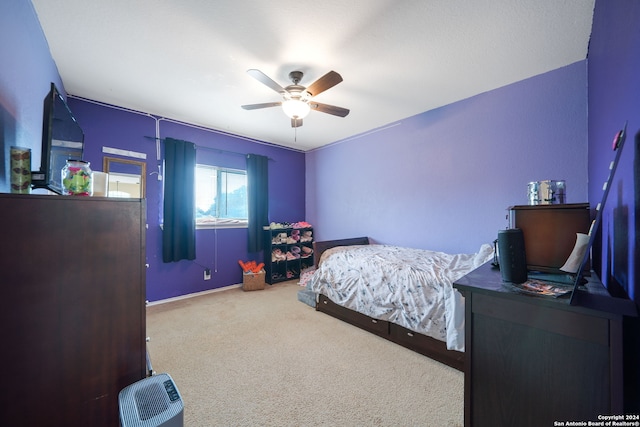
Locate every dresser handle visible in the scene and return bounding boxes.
[323,300,328,304]
[371,319,378,324]
[407,332,414,337]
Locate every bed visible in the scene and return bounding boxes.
[306,237,494,371]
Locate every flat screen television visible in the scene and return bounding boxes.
[31,83,85,194]
[568,121,636,316]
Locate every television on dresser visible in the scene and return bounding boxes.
[568,120,636,316]
[31,83,85,194]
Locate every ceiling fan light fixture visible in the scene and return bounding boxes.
[244,69,348,126]
[282,98,310,119]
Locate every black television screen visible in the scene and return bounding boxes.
[565,121,637,318]
[31,83,84,194]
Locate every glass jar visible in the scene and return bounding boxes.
[61,160,93,196]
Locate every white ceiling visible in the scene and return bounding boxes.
[31,0,595,151]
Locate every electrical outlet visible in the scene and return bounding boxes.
[204,268,211,280]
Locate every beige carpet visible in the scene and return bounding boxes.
[146,280,464,426]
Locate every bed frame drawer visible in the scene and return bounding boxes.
[389,323,464,370]
[317,294,389,336]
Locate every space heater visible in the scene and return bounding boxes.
[119,373,184,427]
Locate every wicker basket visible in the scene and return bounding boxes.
[242,270,266,291]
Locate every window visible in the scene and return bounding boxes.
[195,164,248,228]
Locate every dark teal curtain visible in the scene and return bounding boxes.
[246,154,269,253]
[162,138,196,263]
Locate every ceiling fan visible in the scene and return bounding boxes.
[241,69,350,128]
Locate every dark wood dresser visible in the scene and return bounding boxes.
[454,262,637,427]
[0,194,147,426]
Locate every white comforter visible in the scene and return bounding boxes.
[307,243,494,351]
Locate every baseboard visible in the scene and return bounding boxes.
[147,283,242,306]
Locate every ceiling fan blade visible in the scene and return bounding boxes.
[247,69,286,94]
[305,71,343,97]
[310,102,350,117]
[291,118,303,128]
[241,102,282,110]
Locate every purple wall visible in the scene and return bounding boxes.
[69,99,305,301]
[588,0,640,305]
[306,62,589,255]
[2,0,637,309]
[0,1,63,192]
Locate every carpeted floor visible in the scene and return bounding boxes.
[146,280,464,426]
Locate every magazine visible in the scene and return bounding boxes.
[509,279,573,298]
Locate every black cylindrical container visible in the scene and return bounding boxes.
[497,228,528,284]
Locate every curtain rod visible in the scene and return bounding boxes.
[144,136,274,160]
